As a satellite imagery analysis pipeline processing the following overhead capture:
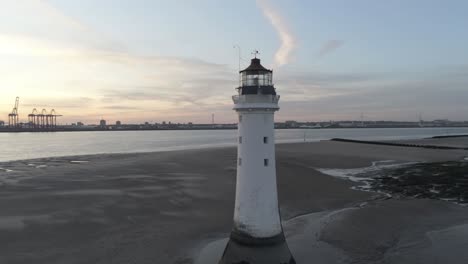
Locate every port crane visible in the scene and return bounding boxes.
[6,97,63,130]
[47,109,62,128]
[39,109,47,128]
[28,108,38,128]
[8,97,19,128]
[29,108,62,129]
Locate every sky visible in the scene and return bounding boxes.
[0,0,467,124]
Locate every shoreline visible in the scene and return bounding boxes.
[2,126,468,134]
[0,143,236,164]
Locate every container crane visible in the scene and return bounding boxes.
[8,97,19,128]
[8,97,63,130]
[28,108,63,130]
[48,109,62,128]
[28,108,38,128]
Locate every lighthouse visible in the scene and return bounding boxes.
[220,54,295,264]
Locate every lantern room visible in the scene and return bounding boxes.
[238,57,276,95]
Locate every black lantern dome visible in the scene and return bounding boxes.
[238,57,276,95]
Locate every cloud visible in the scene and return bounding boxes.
[276,66,468,121]
[101,105,142,110]
[99,77,236,107]
[21,97,94,110]
[0,32,237,122]
[317,40,344,57]
[119,62,454,122]
[256,0,296,67]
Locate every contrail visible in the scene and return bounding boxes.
[256,0,296,67]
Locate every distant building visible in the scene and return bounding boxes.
[0,121,4,127]
[77,122,84,126]
[116,121,121,126]
[433,119,450,126]
[285,120,298,128]
[338,122,354,128]
[99,119,106,127]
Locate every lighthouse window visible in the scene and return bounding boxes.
[239,136,242,143]
[241,72,273,86]
[264,159,269,166]
[239,115,242,122]
[263,137,268,144]
[238,158,242,166]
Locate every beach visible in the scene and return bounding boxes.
[1,138,468,263]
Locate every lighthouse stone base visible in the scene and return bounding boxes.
[219,230,296,264]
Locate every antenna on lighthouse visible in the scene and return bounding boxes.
[252,49,259,58]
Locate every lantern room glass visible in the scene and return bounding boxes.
[241,72,272,87]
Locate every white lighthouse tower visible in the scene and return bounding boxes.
[220,54,295,264]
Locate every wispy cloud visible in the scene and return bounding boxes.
[277,66,468,121]
[101,105,142,111]
[256,0,296,67]
[21,97,94,111]
[318,40,344,58]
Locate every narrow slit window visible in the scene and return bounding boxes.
[239,136,242,143]
[264,159,269,167]
[263,136,268,144]
[239,115,242,123]
[238,158,242,166]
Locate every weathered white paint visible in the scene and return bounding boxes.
[232,93,282,238]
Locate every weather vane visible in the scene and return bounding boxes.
[252,50,259,58]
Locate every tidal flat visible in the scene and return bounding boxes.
[0,139,467,263]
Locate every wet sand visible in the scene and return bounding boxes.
[0,139,467,263]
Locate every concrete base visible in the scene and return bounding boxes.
[219,230,295,264]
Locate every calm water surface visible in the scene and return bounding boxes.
[0,127,467,162]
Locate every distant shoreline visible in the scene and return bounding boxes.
[1,135,467,164]
[1,129,468,163]
[1,126,468,133]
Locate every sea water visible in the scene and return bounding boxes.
[0,127,467,162]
